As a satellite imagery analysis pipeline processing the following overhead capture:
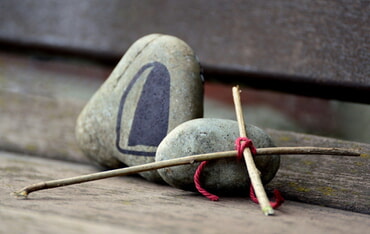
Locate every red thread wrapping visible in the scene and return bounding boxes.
[235,137,257,159]
[249,185,285,209]
[193,136,284,209]
[236,137,284,209]
[193,161,219,201]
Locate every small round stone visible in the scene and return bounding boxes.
[75,34,203,182]
[156,118,280,195]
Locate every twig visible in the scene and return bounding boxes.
[14,146,359,198]
[232,86,274,216]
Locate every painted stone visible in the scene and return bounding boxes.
[156,118,280,195]
[75,34,203,182]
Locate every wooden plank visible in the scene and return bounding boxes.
[0,90,90,164]
[266,129,370,214]
[0,52,108,164]
[0,207,130,234]
[1,151,370,234]
[0,0,369,103]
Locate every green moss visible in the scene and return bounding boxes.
[25,144,38,151]
[318,186,336,196]
[120,200,133,205]
[288,182,311,192]
[279,136,292,142]
[302,160,315,166]
[296,187,311,192]
[1,166,23,173]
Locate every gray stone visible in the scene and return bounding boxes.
[156,118,280,195]
[76,34,203,182]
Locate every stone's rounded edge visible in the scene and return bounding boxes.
[108,34,164,83]
[75,110,124,169]
[156,118,280,194]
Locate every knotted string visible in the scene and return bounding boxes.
[235,137,257,159]
[193,137,284,209]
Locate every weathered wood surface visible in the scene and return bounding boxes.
[266,129,370,214]
[0,0,369,103]
[1,151,369,234]
[0,90,89,163]
[1,52,369,214]
[0,52,105,164]
[1,82,369,213]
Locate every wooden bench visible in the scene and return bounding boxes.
[0,1,369,233]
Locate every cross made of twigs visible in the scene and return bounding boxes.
[14,86,360,216]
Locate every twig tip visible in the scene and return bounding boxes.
[13,190,29,199]
[263,207,275,216]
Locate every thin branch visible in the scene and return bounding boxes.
[13,146,359,198]
[232,86,275,216]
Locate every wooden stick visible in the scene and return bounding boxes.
[14,146,359,198]
[232,86,274,216]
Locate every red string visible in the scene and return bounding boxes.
[249,184,285,209]
[235,137,257,159]
[193,161,219,201]
[193,137,284,209]
[236,137,284,208]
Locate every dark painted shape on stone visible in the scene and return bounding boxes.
[128,62,170,146]
[116,62,170,156]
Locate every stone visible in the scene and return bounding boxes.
[75,34,203,182]
[156,118,280,195]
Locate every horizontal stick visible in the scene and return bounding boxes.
[14,146,360,198]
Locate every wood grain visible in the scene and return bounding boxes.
[2,151,369,233]
[266,129,370,214]
[0,0,368,102]
[0,46,368,214]
[1,85,368,213]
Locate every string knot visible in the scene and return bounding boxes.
[193,137,257,202]
[235,137,257,159]
[193,137,284,209]
[235,137,284,209]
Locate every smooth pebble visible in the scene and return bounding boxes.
[156,118,280,194]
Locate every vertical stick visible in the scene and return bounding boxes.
[232,86,274,216]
